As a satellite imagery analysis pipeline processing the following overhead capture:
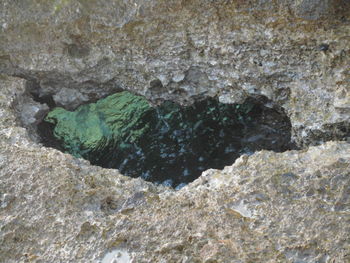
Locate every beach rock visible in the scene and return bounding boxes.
[1,73,350,263]
[0,0,349,262]
[0,0,349,145]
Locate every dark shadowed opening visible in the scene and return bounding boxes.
[38,92,296,189]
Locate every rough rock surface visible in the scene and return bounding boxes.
[1,76,350,262]
[0,0,349,145]
[0,75,350,263]
[0,0,350,262]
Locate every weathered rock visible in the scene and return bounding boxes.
[295,0,333,20]
[1,74,350,262]
[53,88,90,109]
[0,0,349,145]
[0,0,349,262]
[17,97,49,127]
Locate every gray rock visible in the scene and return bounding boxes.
[0,0,349,145]
[53,88,90,109]
[0,73,349,263]
[295,0,332,20]
[0,0,349,262]
[19,99,49,127]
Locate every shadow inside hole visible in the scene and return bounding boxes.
[38,91,296,188]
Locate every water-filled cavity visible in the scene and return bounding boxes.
[38,91,294,188]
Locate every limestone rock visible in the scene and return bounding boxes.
[17,97,49,127]
[1,74,350,263]
[0,0,349,145]
[53,88,90,110]
[0,0,349,262]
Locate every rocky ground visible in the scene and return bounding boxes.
[0,0,349,262]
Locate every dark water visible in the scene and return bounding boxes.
[38,96,295,189]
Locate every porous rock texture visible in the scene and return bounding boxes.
[1,0,349,145]
[1,76,350,262]
[0,0,350,262]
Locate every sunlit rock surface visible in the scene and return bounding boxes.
[1,75,350,263]
[0,0,349,261]
[1,0,349,145]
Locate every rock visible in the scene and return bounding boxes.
[53,88,90,110]
[1,74,350,262]
[295,0,333,20]
[18,98,49,127]
[0,0,349,145]
[0,0,349,262]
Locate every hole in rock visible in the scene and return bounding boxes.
[37,91,295,188]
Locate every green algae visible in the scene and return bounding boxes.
[45,91,153,161]
[42,91,294,188]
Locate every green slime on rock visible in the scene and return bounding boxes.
[43,91,292,187]
[45,91,153,161]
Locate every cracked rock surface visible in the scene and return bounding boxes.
[0,0,350,262]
